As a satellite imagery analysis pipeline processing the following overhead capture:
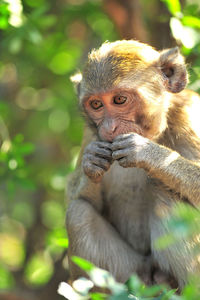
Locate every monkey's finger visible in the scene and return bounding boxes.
[112,149,127,160]
[111,139,135,151]
[85,154,110,171]
[113,133,137,142]
[85,148,112,160]
[117,157,131,168]
[95,148,112,160]
[86,143,112,157]
[86,145,112,157]
[93,141,112,150]
[92,157,111,171]
[83,161,104,180]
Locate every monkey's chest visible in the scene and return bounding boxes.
[102,162,151,254]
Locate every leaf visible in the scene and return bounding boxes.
[0,264,15,289]
[126,275,142,294]
[15,143,35,155]
[154,233,176,250]
[141,285,164,297]
[55,238,69,248]
[161,0,181,16]
[24,252,54,286]
[109,291,135,300]
[71,256,95,272]
[182,16,200,29]
[46,228,68,248]
[0,2,10,30]
[90,293,107,300]
[160,289,177,300]
[16,177,36,190]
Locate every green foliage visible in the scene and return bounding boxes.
[0,1,10,29]
[71,256,95,272]
[58,257,179,300]
[24,252,54,286]
[0,264,15,289]
[0,133,35,194]
[163,0,200,92]
[46,228,68,249]
[161,0,181,16]
[0,0,118,295]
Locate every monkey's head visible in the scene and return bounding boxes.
[71,40,188,142]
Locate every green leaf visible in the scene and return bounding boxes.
[46,228,68,247]
[55,238,68,248]
[126,275,142,294]
[0,3,10,30]
[109,291,133,300]
[13,133,24,143]
[183,4,199,16]
[0,264,15,289]
[15,143,35,155]
[160,289,177,300]
[49,52,77,75]
[11,201,35,228]
[24,252,54,286]
[41,200,65,229]
[182,16,200,29]
[90,292,107,300]
[141,285,164,297]
[0,16,9,29]
[154,233,176,250]
[15,177,36,190]
[161,0,181,16]
[71,256,95,272]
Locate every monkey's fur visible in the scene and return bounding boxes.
[67,40,200,289]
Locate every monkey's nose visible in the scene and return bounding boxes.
[107,119,118,134]
[110,124,117,133]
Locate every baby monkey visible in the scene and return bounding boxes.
[67,40,200,289]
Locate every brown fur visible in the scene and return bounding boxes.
[67,40,200,290]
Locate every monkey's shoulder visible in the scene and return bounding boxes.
[164,89,200,158]
[169,89,200,130]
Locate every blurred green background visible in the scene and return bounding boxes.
[0,0,200,299]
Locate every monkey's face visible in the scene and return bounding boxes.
[76,41,188,142]
[83,88,167,142]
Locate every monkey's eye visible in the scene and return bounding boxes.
[113,95,127,105]
[90,100,103,110]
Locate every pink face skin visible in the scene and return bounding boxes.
[83,89,146,142]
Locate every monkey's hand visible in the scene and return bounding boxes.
[82,141,112,183]
[112,133,149,168]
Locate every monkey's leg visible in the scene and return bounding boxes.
[66,198,151,283]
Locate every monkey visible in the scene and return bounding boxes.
[66,40,200,290]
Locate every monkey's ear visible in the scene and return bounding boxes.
[159,47,188,93]
[70,72,82,97]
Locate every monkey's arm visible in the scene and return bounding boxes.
[66,169,152,283]
[112,133,200,207]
